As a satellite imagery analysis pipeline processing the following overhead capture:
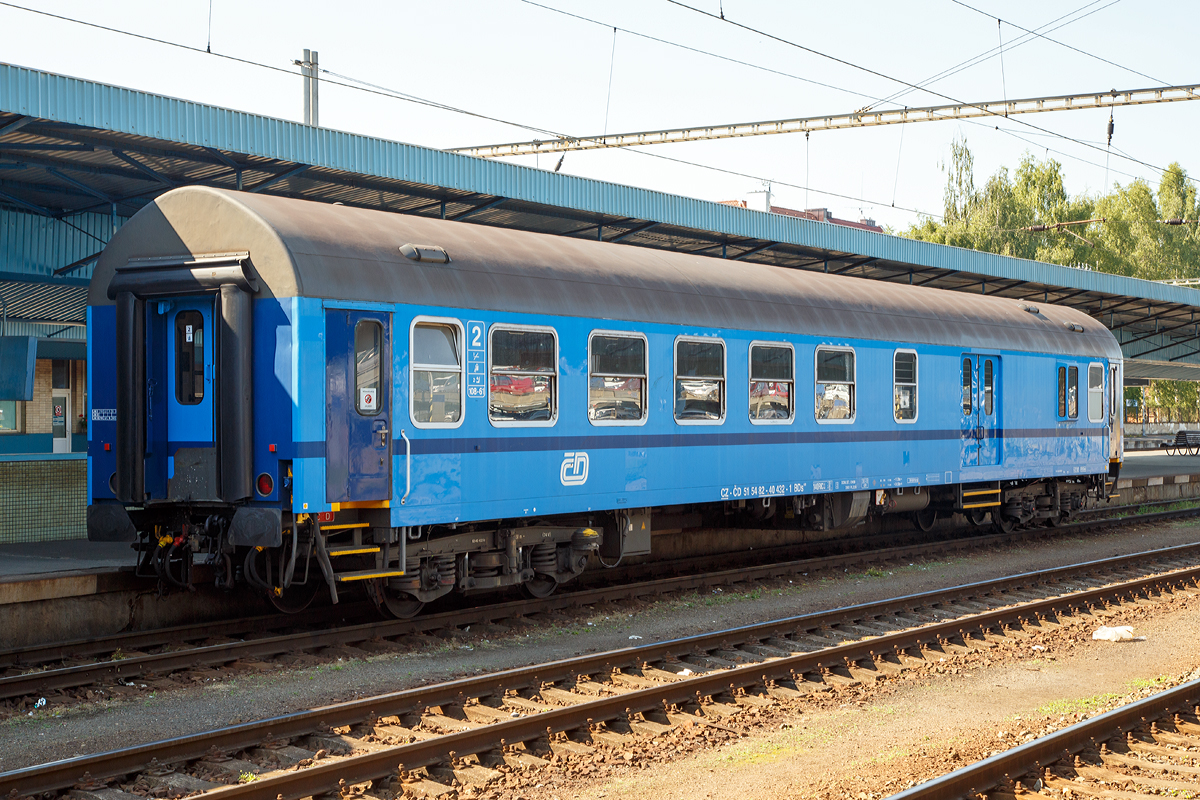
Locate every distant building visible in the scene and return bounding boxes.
[720,198,883,233]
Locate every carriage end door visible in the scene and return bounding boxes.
[326,309,392,503]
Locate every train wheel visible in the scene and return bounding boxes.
[523,574,558,599]
[967,509,989,527]
[268,581,320,614]
[993,513,1016,534]
[380,593,426,619]
[913,508,937,532]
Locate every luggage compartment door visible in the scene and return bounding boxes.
[326,309,392,503]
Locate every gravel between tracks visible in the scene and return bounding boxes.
[1,519,1199,777]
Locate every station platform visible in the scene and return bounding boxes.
[0,540,133,579]
[1119,450,1200,481]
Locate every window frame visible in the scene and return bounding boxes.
[409,315,466,430]
[748,340,795,425]
[892,348,918,424]
[673,335,727,426]
[174,309,206,406]
[1057,365,1067,419]
[353,319,384,417]
[0,400,23,434]
[587,329,649,428]
[487,323,559,428]
[814,345,856,425]
[1087,362,1104,423]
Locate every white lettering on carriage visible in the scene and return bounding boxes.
[560,451,589,486]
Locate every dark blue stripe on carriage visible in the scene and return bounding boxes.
[291,426,1104,459]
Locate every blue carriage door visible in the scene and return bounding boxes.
[166,300,215,447]
[961,355,1001,469]
[326,309,392,503]
[976,356,1000,467]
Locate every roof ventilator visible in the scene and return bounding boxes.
[399,243,451,264]
[1064,322,1085,333]
[1019,303,1040,314]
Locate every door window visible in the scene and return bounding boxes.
[962,358,973,414]
[983,359,994,415]
[1067,366,1079,419]
[174,310,205,405]
[411,321,463,425]
[355,320,382,416]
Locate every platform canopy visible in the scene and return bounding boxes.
[3,62,1200,376]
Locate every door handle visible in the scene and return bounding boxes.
[378,425,389,447]
[974,425,985,440]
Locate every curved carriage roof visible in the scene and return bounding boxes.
[91,186,1121,360]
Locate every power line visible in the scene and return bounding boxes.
[949,0,1168,86]
[661,0,1197,187]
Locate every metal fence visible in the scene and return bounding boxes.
[0,458,86,543]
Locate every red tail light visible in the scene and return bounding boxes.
[256,472,274,496]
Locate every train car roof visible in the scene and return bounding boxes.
[90,186,1121,359]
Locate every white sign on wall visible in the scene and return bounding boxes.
[359,387,378,411]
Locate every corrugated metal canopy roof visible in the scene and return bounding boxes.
[1,61,1200,369]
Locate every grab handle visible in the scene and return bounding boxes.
[400,428,411,505]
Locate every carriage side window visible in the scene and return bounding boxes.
[894,350,917,422]
[354,320,382,416]
[411,320,463,426]
[589,332,647,424]
[489,327,557,424]
[1109,365,1118,427]
[962,358,973,414]
[675,338,725,423]
[1087,363,1104,422]
[815,348,855,422]
[749,343,794,422]
[175,310,204,405]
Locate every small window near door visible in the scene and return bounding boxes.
[1088,363,1104,422]
[894,350,917,422]
[983,359,994,415]
[962,358,973,415]
[174,310,205,405]
[411,321,462,426]
[355,320,382,416]
[1067,366,1079,419]
[1058,366,1067,418]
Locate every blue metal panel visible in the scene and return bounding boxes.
[291,297,328,513]
[325,308,391,502]
[87,304,117,500]
[0,207,117,281]
[249,298,293,501]
[4,63,1199,310]
[0,336,35,400]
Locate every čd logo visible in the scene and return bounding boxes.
[560,451,589,486]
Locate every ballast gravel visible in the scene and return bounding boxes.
[1,518,1199,779]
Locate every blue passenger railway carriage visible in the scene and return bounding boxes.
[85,187,1124,616]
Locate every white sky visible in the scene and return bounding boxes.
[2,0,1197,231]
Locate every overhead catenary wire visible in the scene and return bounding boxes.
[661,0,1199,188]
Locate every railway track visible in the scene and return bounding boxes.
[3,537,1200,799]
[894,676,1200,799]
[2,499,1198,708]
